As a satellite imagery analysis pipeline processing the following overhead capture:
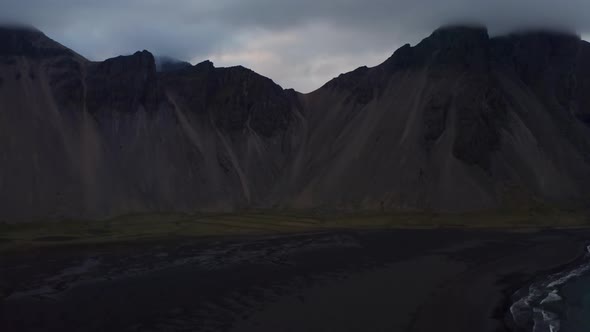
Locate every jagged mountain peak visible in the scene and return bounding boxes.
[194,59,214,69]
[97,50,157,73]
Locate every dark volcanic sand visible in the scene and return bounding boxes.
[1,229,589,332]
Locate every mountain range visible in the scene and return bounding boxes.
[1,25,589,221]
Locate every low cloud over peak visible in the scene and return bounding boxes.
[2,0,589,92]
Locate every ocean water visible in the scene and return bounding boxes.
[510,246,590,332]
[559,273,590,331]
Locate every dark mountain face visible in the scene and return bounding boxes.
[0,25,589,220]
[492,31,590,128]
[290,26,590,211]
[161,61,293,137]
[0,26,75,58]
[86,51,161,114]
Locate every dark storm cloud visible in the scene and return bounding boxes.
[1,0,589,91]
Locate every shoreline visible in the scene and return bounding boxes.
[500,245,589,332]
[372,230,590,332]
[503,241,590,332]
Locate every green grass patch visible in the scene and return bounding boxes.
[0,209,588,253]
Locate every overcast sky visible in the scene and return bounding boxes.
[1,0,589,92]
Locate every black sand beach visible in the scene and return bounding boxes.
[1,228,589,332]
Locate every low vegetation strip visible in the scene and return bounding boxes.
[0,209,588,253]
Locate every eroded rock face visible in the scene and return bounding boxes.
[490,32,590,162]
[423,92,451,146]
[451,81,509,169]
[161,62,293,137]
[47,56,85,109]
[0,25,590,220]
[86,51,161,114]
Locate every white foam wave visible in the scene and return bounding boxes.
[510,246,590,332]
[540,290,562,304]
[547,264,590,288]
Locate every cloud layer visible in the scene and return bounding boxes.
[2,0,589,92]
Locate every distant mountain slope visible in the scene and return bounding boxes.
[285,26,590,211]
[0,26,302,220]
[0,25,589,221]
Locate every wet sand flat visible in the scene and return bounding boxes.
[1,228,589,332]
